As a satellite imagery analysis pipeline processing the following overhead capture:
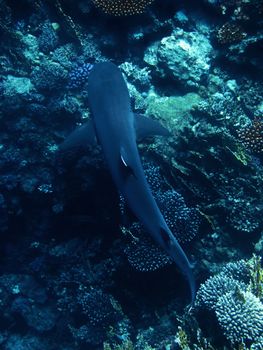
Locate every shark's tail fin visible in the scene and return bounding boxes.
[159,226,196,304]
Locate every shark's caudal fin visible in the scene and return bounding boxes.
[159,226,196,304]
[60,114,170,152]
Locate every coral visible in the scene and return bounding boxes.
[215,289,263,345]
[255,233,263,256]
[81,35,104,61]
[21,33,40,64]
[195,273,245,310]
[195,257,263,348]
[120,62,151,89]
[175,326,190,349]
[0,274,58,335]
[217,22,246,45]
[103,340,135,350]
[175,324,217,350]
[67,62,93,89]
[206,0,263,69]
[251,338,263,350]
[69,324,105,345]
[144,163,200,244]
[248,255,263,300]
[144,27,213,88]
[237,79,263,116]
[51,44,78,69]
[227,196,261,233]
[142,163,164,192]
[195,88,245,124]
[66,289,125,345]
[221,259,251,283]
[2,76,33,96]
[238,117,263,154]
[30,59,68,91]
[145,92,201,131]
[91,0,155,16]
[195,258,261,311]
[207,0,263,21]
[0,274,47,303]
[123,223,172,272]
[4,334,47,350]
[11,297,58,332]
[124,80,147,110]
[77,289,121,326]
[38,21,59,54]
[156,189,200,244]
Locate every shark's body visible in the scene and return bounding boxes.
[62,62,195,303]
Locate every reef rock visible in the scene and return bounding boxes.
[144,27,213,88]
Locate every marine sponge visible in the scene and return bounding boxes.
[91,0,155,16]
[215,289,263,345]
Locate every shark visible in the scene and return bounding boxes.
[61,62,196,303]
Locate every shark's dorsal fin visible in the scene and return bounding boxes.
[120,147,136,180]
[134,114,171,141]
[60,120,97,152]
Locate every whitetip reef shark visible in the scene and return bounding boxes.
[61,62,195,303]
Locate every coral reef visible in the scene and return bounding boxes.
[0,0,262,349]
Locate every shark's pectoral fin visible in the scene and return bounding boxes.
[134,114,171,141]
[120,147,136,180]
[59,120,97,152]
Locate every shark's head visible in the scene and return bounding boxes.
[88,62,130,118]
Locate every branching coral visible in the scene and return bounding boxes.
[195,257,263,348]
[195,274,246,311]
[215,289,263,345]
